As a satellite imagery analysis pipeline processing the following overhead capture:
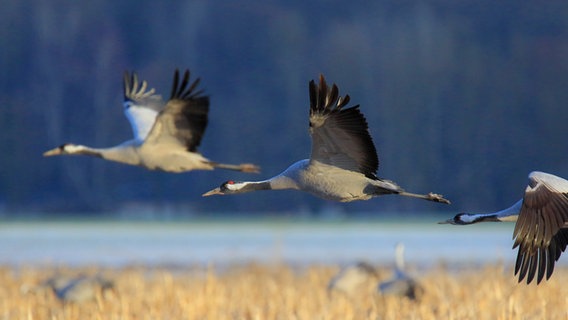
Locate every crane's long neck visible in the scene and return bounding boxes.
[224,161,303,194]
[490,199,522,221]
[63,144,104,158]
[394,243,406,274]
[66,143,141,166]
[238,175,299,192]
[233,180,273,192]
[462,199,522,224]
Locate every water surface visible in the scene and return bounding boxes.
[0,219,535,269]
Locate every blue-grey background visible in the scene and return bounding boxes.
[2,0,568,218]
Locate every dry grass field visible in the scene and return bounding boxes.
[1,263,567,320]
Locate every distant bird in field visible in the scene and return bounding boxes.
[202,75,449,204]
[41,274,115,303]
[328,261,379,296]
[440,171,568,284]
[378,243,423,300]
[43,69,259,173]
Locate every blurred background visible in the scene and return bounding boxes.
[2,0,568,220]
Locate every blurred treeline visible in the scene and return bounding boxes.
[2,1,568,217]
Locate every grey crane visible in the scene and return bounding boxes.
[202,75,449,204]
[440,171,568,284]
[378,243,423,300]
[43,69,259,173]
[327,261,379,296]
[51,275,115,303]
[28,274,116,303]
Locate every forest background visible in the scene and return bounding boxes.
[2,1,568,218]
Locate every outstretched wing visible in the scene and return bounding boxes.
[308,75,378,179]
[144,69,209,152]
[513,171,568,284]
[123,71,164,142]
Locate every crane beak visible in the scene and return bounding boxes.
[202,187,223,197]
[43,147,62,157]
[437,218,453,224]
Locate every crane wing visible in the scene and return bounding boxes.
[123,71,165,142]
[513,171,568,284]
[144,69,209,152]
[308,75,379,178]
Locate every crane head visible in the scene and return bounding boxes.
[438,213,470,225]
[438,212,500,225]
[43,143,82,156]
[202,180,245,196]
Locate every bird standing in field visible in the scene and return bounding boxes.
[440,171,568,284]
[327,261,379,296]
[203,75,449,204]
[24,274,116,303]
[43,69,259,173]
[49,274,115,303]
[378,243,423,300]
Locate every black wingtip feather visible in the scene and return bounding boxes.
[536,249,546,284]
[170,69,206,101]
[309,79,317,112]
[340,94,350,108]
[308,74,380,177]
[170,69,180,100]
[546,244,556,281]
[123,71,130,101]
[328,84,339,110]
[185,77,201,98]
[526,253,537,284]
[515,245,530,283]
[174,70,190,99]
[318,74,327,113]
[309,74,353,115]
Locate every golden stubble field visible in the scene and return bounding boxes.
[1,263,567,320]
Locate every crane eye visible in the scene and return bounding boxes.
[220,180,236,192]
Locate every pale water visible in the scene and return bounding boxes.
[0,218,545,269]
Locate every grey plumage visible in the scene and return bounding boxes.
[44,69,259,173]
[378,243,423,300]
[327,261,379,296]
[440,171,568,284]
[203,75,449,205]
[34,274,115,303]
